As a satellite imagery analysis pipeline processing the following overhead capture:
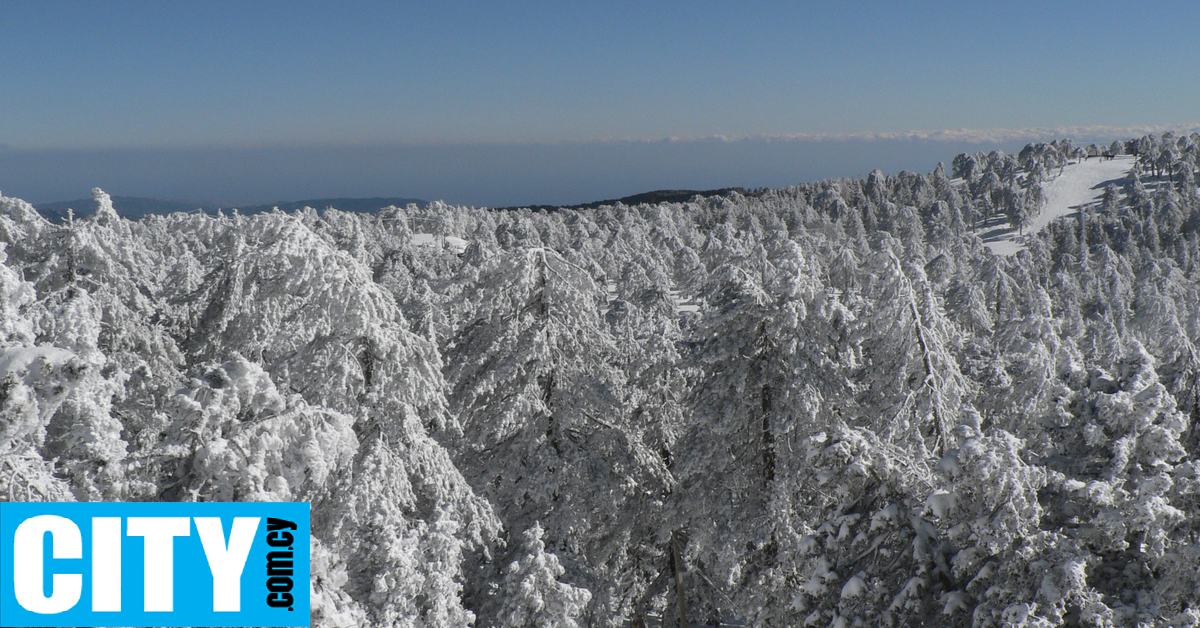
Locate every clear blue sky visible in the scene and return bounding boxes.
[2,1,1197,205]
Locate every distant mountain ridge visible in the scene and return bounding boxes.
[33,189,753,223]
[495,187,754,211]
[33,196,428,222]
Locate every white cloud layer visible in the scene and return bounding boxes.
[583,124,1200,146]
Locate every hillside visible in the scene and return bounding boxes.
[981,155,1136,255]
[3,133,1199,628]
[494,187,754,212]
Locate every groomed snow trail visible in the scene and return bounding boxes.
[982,155,1134,255]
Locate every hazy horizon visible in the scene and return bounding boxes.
[0,135,1080,208]
[7,125,1198,208]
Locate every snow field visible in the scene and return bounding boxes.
[983,155,1134,255]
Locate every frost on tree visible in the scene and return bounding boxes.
[854,243,968,456]
[0,239,77,502]
[785,426,943,628]
[0,191,138,501]
[674,236,848,624]
[168,212,500,626]
[445,246,668,624]
[497,523,591,628]
[1037,343,1197,625]
[158,355,358,503]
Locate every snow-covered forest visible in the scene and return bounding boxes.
[2,133,1199,627]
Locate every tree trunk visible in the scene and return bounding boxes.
[672,531,688,628]
[910,296,948,453]
[538,251,563,457]
[761,384,775,484]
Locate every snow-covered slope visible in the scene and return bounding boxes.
[411,232,469,253]
[982,155,1134,255]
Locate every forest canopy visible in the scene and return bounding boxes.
[2,134,1199,627]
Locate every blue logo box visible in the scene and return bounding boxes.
[0,502,309,627]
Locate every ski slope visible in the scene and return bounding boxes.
[981,155,1135,255]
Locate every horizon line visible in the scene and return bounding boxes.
[4,123,1200,152]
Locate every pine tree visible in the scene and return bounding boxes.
[161,210,500,625]
[445,246,668,623]
[497,523,592,628]
[674,237,852,623]
[0,239,78,502]
[853,245,968,455]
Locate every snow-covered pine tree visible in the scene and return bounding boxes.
[1040,342,1197,625]
[497,523,592,628]
[445,246,668,625]
[158,210,500,626]
[674,235,860,623]
[0,238,78,503]
[853,241,969,456]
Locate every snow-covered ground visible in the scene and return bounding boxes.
[604,280,700,314]
[669,288,699,313]
[981,155,1134,255]
[411,232,469,254]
